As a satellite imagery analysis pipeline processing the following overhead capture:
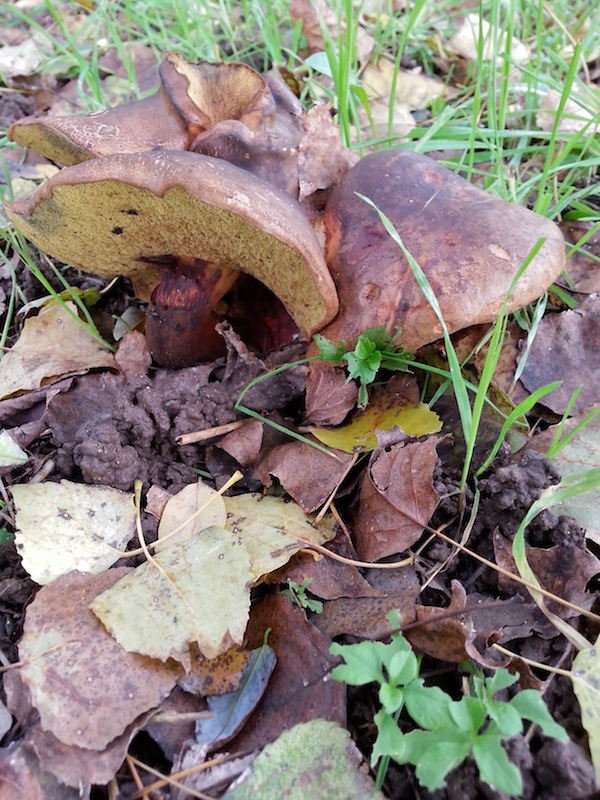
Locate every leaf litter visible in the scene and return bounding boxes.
[0,14,599,800]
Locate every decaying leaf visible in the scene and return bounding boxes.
[195,642,276,750]
[0,302,115,400]
[315,565,420,641]
[229,594,346,753]
[223,719,382,799]
[572,638,600,785]
[267,529,383,600]
[253,442,354,513]
[18,570,180,751]
[92,526,253,664]
[304,362,358,427]
[181,645,252,696]
[353,436,440,562]
[12,479,136,585]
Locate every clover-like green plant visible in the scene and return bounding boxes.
[314,326,414,409]
[282,578,323,614]
[330,610,568,795]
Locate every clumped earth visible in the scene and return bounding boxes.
[0,37,599,800]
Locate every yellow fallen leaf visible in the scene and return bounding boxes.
[224,493,338,580]
[311,395,442,453]
[91,526,253,664]
[12,479,136,584]
[156,479,227,551]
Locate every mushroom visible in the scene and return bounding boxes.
[5,150,339,367]
[7,58,192,166]
[317,149,566,353]
[8,54,355,201]
[6,54,276,167]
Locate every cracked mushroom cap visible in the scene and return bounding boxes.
[5,151,339,336]
[7,55,278,167]
[319,149,566,352]
[7,86,190,167]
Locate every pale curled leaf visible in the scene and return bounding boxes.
[0,430,28,467]
[0,302,115,400]
[156,479,227,551]
[91,526,253,663]
[572,638,600,785]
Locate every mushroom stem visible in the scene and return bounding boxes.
[144,258,239,367]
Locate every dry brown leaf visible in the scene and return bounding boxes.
[353,436,440,562]
[304,362,358,427]
[0,739,77,800]
[18,569,180,750]
[27,709,155,789]
[218,419,264,467]
[315,565,420,640]
[560,220,600,295]
[267,529,384,600]
[406,581,473,663]
[253,440,354,512]
[519,295,600,415]
[180,645,252,696]
[298,105,359,200]
[290,0,338,53]
[227,594,346,753]
[494,532,600,622]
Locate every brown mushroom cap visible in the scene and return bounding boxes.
[319,149,566,351]
[8,88,190,166]
[5,151,338,336]
[161,53,275,134]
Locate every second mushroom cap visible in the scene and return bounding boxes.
[320,149,566,352]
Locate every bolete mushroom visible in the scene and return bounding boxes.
[7,58,192,166]
[317,149,566,353]
[8,54,355,201]
[5,150,339,367]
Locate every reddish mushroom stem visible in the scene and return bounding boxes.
[144,258,239,367]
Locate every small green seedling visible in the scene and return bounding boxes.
[282,578,323,614]
[330,610,568,796]
[315,326,415,408]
